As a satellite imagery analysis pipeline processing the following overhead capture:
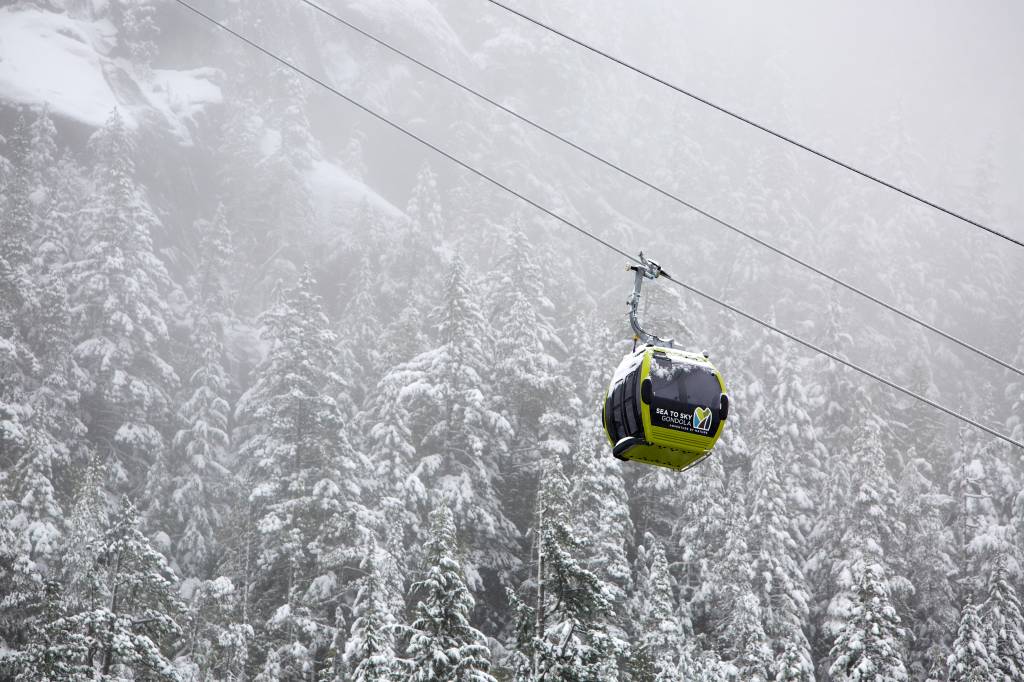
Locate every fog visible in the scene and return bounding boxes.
[1,1,1021,679]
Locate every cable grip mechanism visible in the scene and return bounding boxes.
[627,252,673,349]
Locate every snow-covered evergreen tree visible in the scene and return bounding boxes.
[571,427,633,621]
[235,269,365,677]
[707,494,773,679]
[149,208,236,577]
[672,452,730,631]
[756,323,826,539]
[395,256,517,584]
[950,424,1018,599]
[6,580,93,681]
[630,534,687,680]
[980,553,1024,681]
[508,455,623,681]
[773,632,815,681]
[180,576,253,681]
[0,504,45,657]
[46,497,184,679]
[819,413,907,676]
[58,462,108,613]
[339,547,403,682]
[68,111,178,494]
[899,456,957,678]
[827,560,907,681]
[947,599,994,682]
[747,408,812,666]
[405,501,495,682]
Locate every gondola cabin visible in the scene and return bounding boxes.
[603,345,729,470]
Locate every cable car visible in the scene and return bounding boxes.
[602,254,729,470]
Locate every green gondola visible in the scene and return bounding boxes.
[603,345,728,470]
[601,254,730,470]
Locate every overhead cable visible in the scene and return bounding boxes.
[296,0,1024,378]
[482,0,1024,250]
[170,0,1024,451]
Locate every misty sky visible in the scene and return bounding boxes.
[518,0,1023,240]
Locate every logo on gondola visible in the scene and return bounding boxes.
[693,406,712,433]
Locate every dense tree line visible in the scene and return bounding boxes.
[1,101,1022,681]
[2,2,1023,680]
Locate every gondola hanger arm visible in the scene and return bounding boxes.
[627,252,674,349]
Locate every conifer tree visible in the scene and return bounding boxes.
[708,496,774,678]
[58,463,109,613]
[901,353,947,464]
[809,293,862,450]
[25,105,57,194]
[0,111,82,573]
[406,163,443,240]
[383,162,442,306]
[0,113,60,651]
[341,547,403,682]
[223,63,316,305]
[494,289,560,434]
[673,452,729,630]
[773,632,815,681]
[34,150,84,274]
[631,534,687,680]
[947,600,994,682]
[359,368,421,514]
[492,284,569,543]
[0,114,33,275]
[397,257,517,581]
[950,425,1018,598]
[340,254,386,403]
[181,576,253,681]
[747,409,812,665]
[6,426,64,566]
[7,580,93,681]
[571,428,633,622]
[406,501,495,682]
[488,225,562,352]
[68,111,178,494]
[899,457,957,678]
[235,269,365,677]
[757,324,826,538]
[262,66,316,251]
[980,554,1024,681]
[509,456,622,681]
[828,561,907,681]
[0,504,46,655]
[0,115,36,479]
[729,592,774,682]
[149,208,235,577]
[822,414,907,663]
[25,143,87,508]
[54,497,185,679]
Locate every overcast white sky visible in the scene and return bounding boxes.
[511,0,1024,241]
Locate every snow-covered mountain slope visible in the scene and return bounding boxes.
[0,6,220,143]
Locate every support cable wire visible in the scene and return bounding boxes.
[295,0,1024,379]
[170,0,1024,451]
[482,0,1024,251]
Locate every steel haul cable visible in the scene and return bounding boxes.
[170,0,1024,451]
[294,0,1024,379]
[482,0,1024,250]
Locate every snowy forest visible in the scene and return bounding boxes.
[1,0,1023,680]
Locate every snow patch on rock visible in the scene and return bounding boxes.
[0,8,119,127]
[306,158,404,221]
[144,67,223,142]
[0,7,221,143]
